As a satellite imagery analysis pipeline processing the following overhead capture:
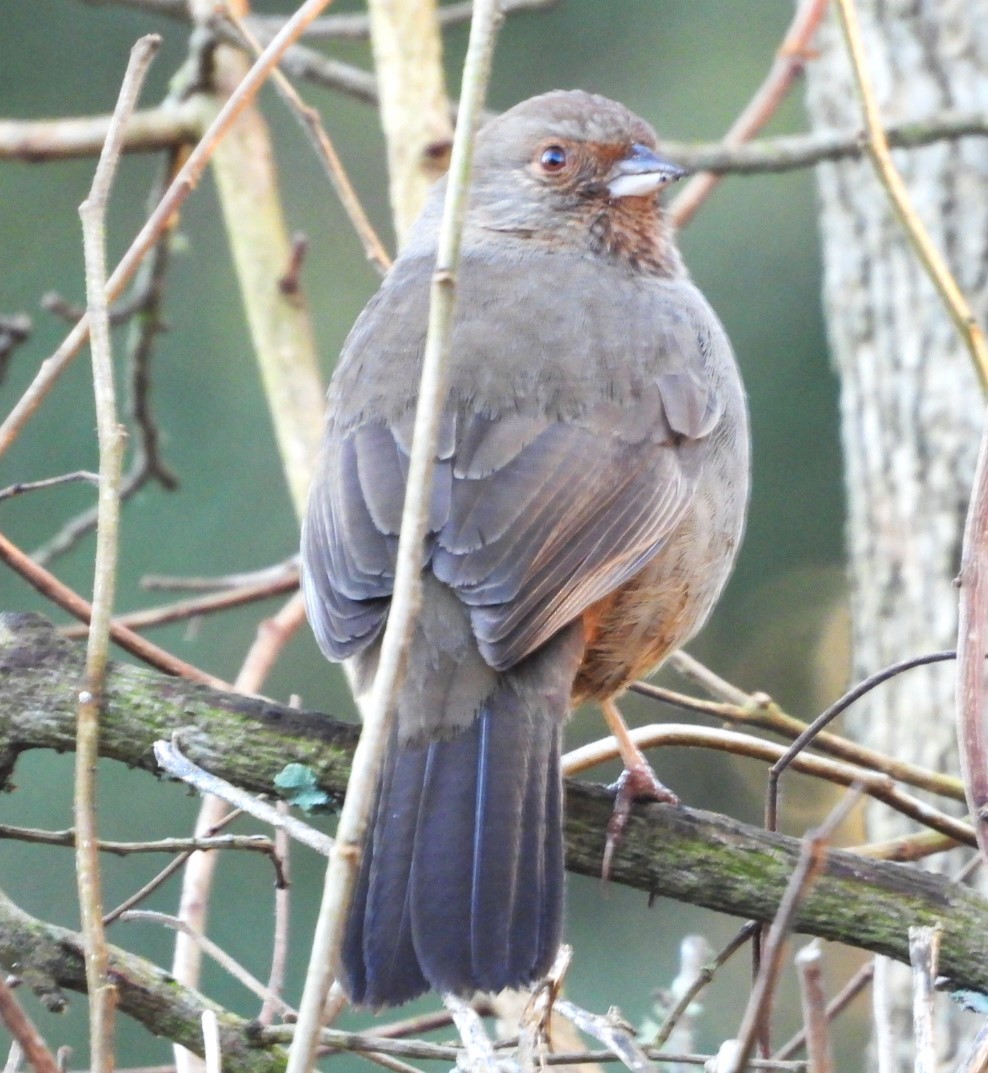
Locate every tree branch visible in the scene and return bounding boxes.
[4,613,988,993]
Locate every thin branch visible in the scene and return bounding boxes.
[0,471,99,503]
[0,101,203,161]
[77,36,162,1072]
[285,4,503,1070]
[794,941,833,1073]
[0,529,232,688]
[773,960,874,1061]
[909,925,941,1073]
[0,824,275,859]
[153,738,334,857]
[669,0,828,228]
[215,9,391,275]
[121,911,295,1019]
[553,999,656,1073]
[0,0,337,462]
[833,0,988,389]
[0,976,60,1073]
[729,788,863,1073]
[562,722,976,848]
[61,570,299,638]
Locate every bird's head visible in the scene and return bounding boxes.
[445,90,687,274]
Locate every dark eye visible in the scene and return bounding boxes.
[539,145,568,173]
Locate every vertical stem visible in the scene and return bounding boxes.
[77,34,162,1073]
[284,4,503,1071]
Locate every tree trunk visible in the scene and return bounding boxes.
[804,3,988,1067]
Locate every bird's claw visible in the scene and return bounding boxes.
[602,763,680,881]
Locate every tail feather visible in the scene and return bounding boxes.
[340,622,583,1008]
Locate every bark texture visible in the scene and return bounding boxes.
[804,3,988,1066]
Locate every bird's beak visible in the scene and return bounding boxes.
[606,143,687,199]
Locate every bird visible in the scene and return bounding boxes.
[301,89,749,1008]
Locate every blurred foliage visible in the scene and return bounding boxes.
[0,0,854,1065]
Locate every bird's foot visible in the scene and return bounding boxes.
[602,762,680,881]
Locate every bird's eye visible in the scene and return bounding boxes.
[539,145,568,173]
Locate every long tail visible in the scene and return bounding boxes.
[341,627,582,1008]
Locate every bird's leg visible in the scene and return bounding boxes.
[601,697,679,879]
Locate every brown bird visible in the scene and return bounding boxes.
[301,90,749,1007]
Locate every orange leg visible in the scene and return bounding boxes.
[600,698,680,879]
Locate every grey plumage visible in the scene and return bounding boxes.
[301,90,749,1007]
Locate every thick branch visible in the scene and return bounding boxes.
[4,612,988,991]
[0,886,285,1073]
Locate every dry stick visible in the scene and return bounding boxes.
[773,960,875,1062]
[0,976,61,1073]
[61,571,300,637]
[0,101,203,161]
[0,0,336,462]
[0,530,231,688]
[794,941,833,1073]
[553,999,655,1073]
[102,811,253,927]
[650,924,757,1052]
[120,911,295,1019]
[562,723,976,848]
[0,824,274,859]
[259,801,291,1027]
[153,738,333,857]
[909,925,942,1073]
[284,4,503,1071]
[171,594,307,1073]
[728,787,864,1073]
[77,35,162,1073]
[633,673,965,805]
[765,649,965,836]
[669,0,829,229]
[217,9,391,274]
[0,471,100,503]
[833,0,988,390]
[142,558,299,592]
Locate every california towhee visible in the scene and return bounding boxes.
[302,90,749,1007]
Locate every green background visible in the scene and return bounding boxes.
[0,0,855,1064]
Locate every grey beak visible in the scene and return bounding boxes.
[607,143,687,199]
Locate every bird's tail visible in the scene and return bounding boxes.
[340,625,582,1008]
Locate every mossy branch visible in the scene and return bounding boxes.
[4,611,988,996]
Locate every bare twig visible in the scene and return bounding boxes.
[121,911,295,1019]
[670,0,828,228]
[554,999,656,1073]
[729,787,864,1073]
[0,529,231,688]
[0,824,274,859]
[0,101,203,161]
[217,10,391,274]
[153,737,334,857]
[61,570,300,637]
[77,36,162,1072]
[649,924,756,1051]
[443,994,504,1073]
[142,557,299,591]
[0,0,337,462]
[284,5,503,1072]
[833,0,988,387]
[0,976,60,1073]
[0,313,32,381]
[0,471,99,503]
[795,941,833,1073]
[910,926,942,1073]
[774,960,874,1061]
[957,406,988,866]
[562,722,976,848]
[259,801,291,1026]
